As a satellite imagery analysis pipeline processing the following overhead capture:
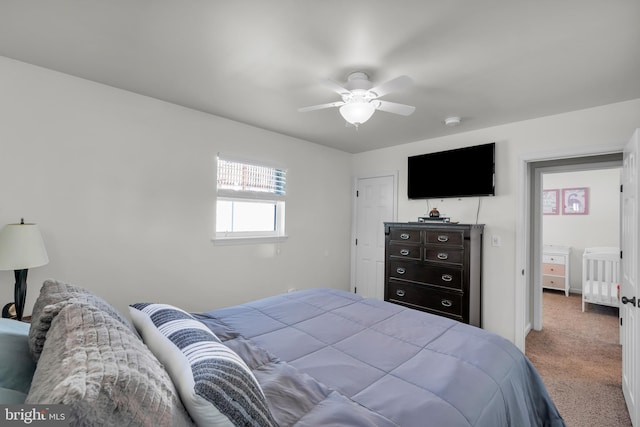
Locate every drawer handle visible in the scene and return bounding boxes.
[441,274,453,282]
[396,289,406,297]
[396,268,406,275]
[441,299,453,307]
[400,233,410,240]
[437,235,449,242]
[400,249,410,256]
[437,252,449,260]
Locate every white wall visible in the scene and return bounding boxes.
[0,57,353,316]
[3,54,639,344]
[352,99,640,341]
[543,169,622,292]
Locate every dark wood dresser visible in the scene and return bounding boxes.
[383,222,484,327]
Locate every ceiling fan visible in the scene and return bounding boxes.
[298,72,416,127]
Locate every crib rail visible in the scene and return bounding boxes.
[582,247,620,312]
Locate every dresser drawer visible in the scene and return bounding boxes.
[542,263,565,276]
[388,243,421,260]
[542,254,566,265]
[387,281,463,319]
[542,275,566,289]
[425,230,464,247]
[424,248,464,265]
[388,228,421,243]
[388,260,463,291]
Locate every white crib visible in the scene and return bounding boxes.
[582,247,621,312]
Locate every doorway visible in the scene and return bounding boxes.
[530,156,622,332]
[514,150,624,351]
[532,161,627,426]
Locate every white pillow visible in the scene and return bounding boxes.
[129,303,277,427]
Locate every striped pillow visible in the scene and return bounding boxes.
[129,303,277,427]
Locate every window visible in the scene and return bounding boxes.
[215,155,287,243]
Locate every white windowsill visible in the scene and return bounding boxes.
[212,235,289,246]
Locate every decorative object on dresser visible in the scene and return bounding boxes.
[417,216,451,223]
[542,245,571,296]
[0,219,49,321]
[384,222,484,327]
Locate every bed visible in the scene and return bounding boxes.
[2,280,565,427]
[582,247,621,312]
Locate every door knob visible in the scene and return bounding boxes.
[621,296,636,306]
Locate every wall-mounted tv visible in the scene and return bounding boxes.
[407,142,495,199]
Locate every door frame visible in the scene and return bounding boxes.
[350,171,398,295]
[515,145,625,350]
[532,159,622,330]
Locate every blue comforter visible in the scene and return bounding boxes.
[196,288,564,427]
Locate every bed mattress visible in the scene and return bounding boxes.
[195,288,564,427]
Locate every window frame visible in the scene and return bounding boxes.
[213,154,287,245]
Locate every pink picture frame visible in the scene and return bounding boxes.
[562,187,589,215]
[542,189,559,215]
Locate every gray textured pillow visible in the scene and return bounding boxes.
[29,279,137,360]
[26,302,194,427]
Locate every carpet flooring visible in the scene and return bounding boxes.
[526,290,631,427]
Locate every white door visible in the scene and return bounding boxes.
[622,129,639,426]
[354,175,396,299]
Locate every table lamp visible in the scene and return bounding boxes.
[0,219,49,321]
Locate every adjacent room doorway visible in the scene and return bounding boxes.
[532,158,623,331]
[515,148,624,351]
[516,146,636,424]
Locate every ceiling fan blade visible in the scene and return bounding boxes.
[298,101,344,113]
[369,75,413,98]
[319,78,351,96]
[375,100,416,116]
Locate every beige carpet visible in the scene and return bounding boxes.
[526,290,631,427]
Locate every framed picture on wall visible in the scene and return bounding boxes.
[562,187,589,215]
[542,189,559,215]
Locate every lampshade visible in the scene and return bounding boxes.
[0,222,49,271]
[339,101,376,126]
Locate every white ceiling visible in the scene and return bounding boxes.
[1,0,639,153]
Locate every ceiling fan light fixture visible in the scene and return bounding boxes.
[339,101,376,126]
[299,72,414,127]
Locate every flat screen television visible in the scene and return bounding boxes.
[407,142,495,199]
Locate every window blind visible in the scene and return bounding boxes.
[217,157,286,200]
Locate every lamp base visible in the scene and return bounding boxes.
[13,269,28,321]
[2,302,16,319]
